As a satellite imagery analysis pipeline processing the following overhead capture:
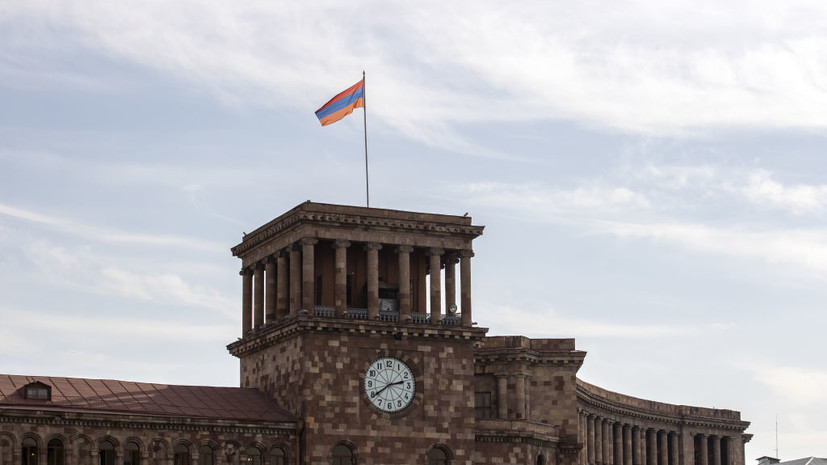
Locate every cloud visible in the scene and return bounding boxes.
[485,304,727,339]
[101,267,235,314]
[4,1,827,148]
[2,305,234,344]
[0,202,222,250]
[463,182,651,219]
[748,363,827,406]
[593,220,827,277]
[741,170,827,213]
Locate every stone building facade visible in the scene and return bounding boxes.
[0,201,750,465]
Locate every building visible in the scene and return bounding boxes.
[0,201,750,465]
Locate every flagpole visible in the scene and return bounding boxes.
[362,71,370,208]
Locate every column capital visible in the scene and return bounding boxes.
[254,262,265,270]
[266,255,277,264]
[333,240,352,249]
[459,249,474,258]
[300,237,319,246]
[240,267,253,276]
[429,247,444,256]
[365,242,383,251]
[396,244,414,254]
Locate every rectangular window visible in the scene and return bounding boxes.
[316,275,323,305]
[346,274,352,306]
[25,387,49,400]
[474,391,492,418]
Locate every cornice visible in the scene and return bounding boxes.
[0,409,296,435]
[576,382,750,432]
[231,203,484,258]
[227,317,488,358]
[475,347,587,367]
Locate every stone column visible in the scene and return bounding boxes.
[658,431,668,465]
[334,240,350,315]
[366,242,382,319]
[241,268,252,335]
[698,435,708,465]
[289,244,301,317]
[614,423,623,465]
[459,250,473,326]
[514,373,526,419]
[429,248,443,324]
[580,412,588,465]
[276,251,288,320]
[265,257,276,323]
[588,416,596,465]
[595,417,603,465]
[632,427,642,465]
[253,262,264,328]
[301,238,317,312]
[647,430,657,465]
[524,375,532,420]
[397,245,413,321]
[444,255,457,311]
[710,436,720,465]
[603,420,611,465]
[669,433,679,465]
[623,425,633,465]
[497,374,508,419]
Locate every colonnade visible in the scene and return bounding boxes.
[578,412,736,465]
[239,237,474,335]
[495,372,532,420]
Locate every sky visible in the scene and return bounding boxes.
[1,0,826,460]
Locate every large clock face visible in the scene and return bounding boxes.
[364,357,416,413]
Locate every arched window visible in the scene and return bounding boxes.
[537,454,546,465]
[124,442,141,465]
[22,438,38,465]
[269,447,286,465]
[427,446,449,465]
[99,441,115,465]
[198,445,214,465]
[331,444,354,465]
[173,445,190,465]
[240,447,260,465]
[48,439,65,465]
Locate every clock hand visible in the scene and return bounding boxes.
[374,380,404,397]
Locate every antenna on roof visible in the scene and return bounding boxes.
[775,414,779,460]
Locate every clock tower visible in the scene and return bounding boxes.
[227,201,487,465]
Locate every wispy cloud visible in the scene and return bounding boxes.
[0,202,222,250]
[485,304,728,339]
[4,1,827,149]
[747,362,827,406]
[741,170,827,213]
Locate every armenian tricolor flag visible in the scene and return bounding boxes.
[315,79,365,126]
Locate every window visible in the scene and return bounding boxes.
[537,455,546,465]
[198,446,214,465]
[427,447,449,465]
[240,447,260,465]
[99,441,115,465]
[173,445,189,465]
[474,392,492,418]
[331,444,354,465]
[124,442,140,465]
[316,275,323,305]
[270,447,286,465]
[346,274,352,306]
[22,438,38,465]
[47,439,64,465]
[24,383,50,401]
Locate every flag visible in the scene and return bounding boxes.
[315,80,365,126]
